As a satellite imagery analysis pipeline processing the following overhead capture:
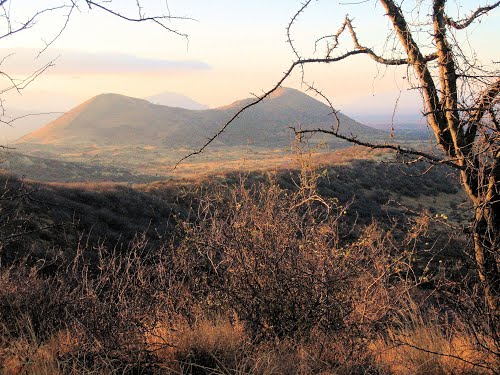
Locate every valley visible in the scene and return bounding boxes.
[3,87,431,182]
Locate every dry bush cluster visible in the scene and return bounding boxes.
[0,236,185,373]
[0,167,497,374]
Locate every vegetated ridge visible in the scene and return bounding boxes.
[17,87,387,149]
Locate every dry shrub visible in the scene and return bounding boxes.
[0,265,74,342]
[177,171,417,343]
[177,174,359,339]
[349,222,413,326]
[0,234,185,374]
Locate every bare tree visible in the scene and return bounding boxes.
[182,0,499,315]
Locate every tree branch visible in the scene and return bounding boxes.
[379,0,454,157]
[292,128,463,170]
[0,59,56,95]
[445,1,500,29]
[38,5,75,57]
[0,5,71,40]
[344,17,438,65]
[85,0,192,38]
[0,112,64,127]
[287,0,313,59]
[465,77,500,143]
[433,0,461,146]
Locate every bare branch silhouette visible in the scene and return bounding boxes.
[445,1,500,29]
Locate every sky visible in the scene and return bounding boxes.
[0,0,498,118]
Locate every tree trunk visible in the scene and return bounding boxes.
[471,166,500,316]
[473,216,499,315]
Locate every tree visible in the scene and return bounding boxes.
[184,0,499,315]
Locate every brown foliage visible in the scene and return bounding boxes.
[0,167,496,374]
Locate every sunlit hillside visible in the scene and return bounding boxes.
[17,87,386,149]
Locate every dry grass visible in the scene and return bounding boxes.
[3,316,494,375]
[373,321,498,374]
[147,318,384,375]
[170,318,248,374]
[0,326,75,375]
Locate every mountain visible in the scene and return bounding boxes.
[145,92,208,110]
[17,87,387,149]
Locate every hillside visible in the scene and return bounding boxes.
[0,150,158,183]
[0,150,463,264]
[17,87,387,149]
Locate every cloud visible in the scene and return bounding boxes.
[0,48,211,75]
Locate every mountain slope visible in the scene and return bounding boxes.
[17,88,387,149]
[0,110,61,142]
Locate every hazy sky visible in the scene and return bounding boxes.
[1,0,498,115]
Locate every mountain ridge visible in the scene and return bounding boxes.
[17,87,387,149]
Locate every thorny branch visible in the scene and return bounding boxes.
[343,16,438,65]
[292,127,463,169]
[444,1,500,29]
[0,60,56,95]
[0,5,71,41]
[465,77,500,142]
[85,0,193,39]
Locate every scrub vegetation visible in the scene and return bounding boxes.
[1,150,497,374]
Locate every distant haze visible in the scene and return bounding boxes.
[341,90,428,130]
[345,113,427,130]
[145,92,208,110]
